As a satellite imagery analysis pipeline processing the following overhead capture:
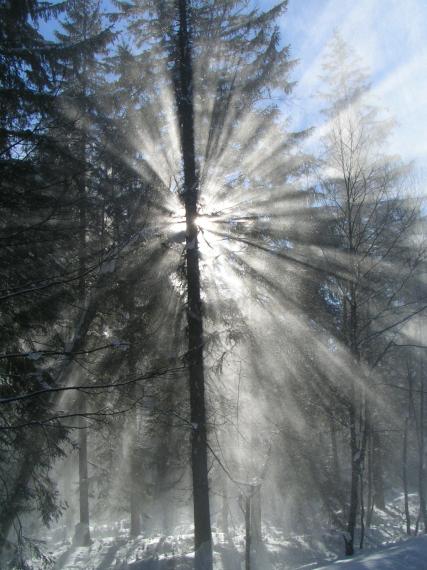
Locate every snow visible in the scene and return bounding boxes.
[315,536,427,569]
[31,529,427,570]
[29,495,427,569]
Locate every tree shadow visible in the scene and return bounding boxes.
[128,555,193,569]
[54,546,76,569]
[217,540,242,570]
[95,541,127,570]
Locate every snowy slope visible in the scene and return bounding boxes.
[314,536,427,570]
[40,532,427,570]
[28,495,425,569]
[29,531,427,569]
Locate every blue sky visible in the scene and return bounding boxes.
[279,0,427,165]
[42,0,426,165]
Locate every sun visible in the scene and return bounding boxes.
[195,214,216,233]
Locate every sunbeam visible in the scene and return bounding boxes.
[0,1,426,569]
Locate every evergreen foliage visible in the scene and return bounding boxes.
[0,2,424,568]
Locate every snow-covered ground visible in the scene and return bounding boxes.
[27,494,427,569]
[42,533,427,570]
[315,536,427,569]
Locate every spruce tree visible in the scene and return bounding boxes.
[114,1,298,566]
[0,0,116,557]
[55,0,113,546]
[0,0,72,560]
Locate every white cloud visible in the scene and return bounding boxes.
[280,0,427,163]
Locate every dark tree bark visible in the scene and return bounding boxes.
[372,430,385,510]
[346,398,358,556]
[346,292,359,556]
[403,416,412,535]
[250,484,262,545]
[74,120,91,547]
[366,433,374,529]
[221,477,229,537]
[175,1,212,567]
[245,494,251,570]
[345,289,369,555]
[359,463,365,549]
[74,397,91,546]
[418,375,427,533]
[330,418,340,484]
[127,290,142,538]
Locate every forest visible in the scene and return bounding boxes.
[1,0,426,569]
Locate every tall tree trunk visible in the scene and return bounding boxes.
[346,296,359,556]
[175,1,212,567]
[330,418,340,483]
[250,484,262,546]
[221,477,229,537]
[359,462,365,549]
[366,432,374,529]
[127,289,142,538]
[129,407,142,537]
[245,494,251,570]
[346,398,358,556]
[74,86,91,544]
[78,416,89,530]
[347,404,369,555]
[74,397,91,546]
[372,430,385,510]
[403,416,411,535]
[418,375,426,532]
[345,286,367,556]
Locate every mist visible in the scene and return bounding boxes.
[0,1,426,569]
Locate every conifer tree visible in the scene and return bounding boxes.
[0,0,72,560]
[55,0,113,546]
[114,1,298,566]
[0,0,117,557]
